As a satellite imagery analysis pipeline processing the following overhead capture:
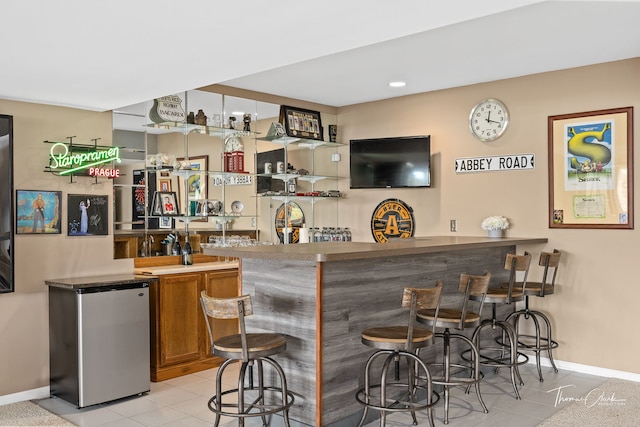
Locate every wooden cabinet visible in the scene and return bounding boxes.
[149,268,240,382]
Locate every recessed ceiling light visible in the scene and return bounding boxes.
[389,81,406,88]
[231,111,244,116]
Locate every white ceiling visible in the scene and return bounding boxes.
[1,0,639,112]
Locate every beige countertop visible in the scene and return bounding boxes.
[202,236,548,262]
[134,261,239,276]
[45,274,149,290]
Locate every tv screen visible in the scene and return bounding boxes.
[350,135,431,189]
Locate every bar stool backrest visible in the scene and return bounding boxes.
[536,249,562,297]
[200,292,253,361]
[458,271,491,330]
[401,283,442,351]
[503,252,532,303]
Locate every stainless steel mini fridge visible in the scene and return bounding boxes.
[49,280,150,408]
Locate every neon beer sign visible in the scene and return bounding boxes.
[49,142,121,177]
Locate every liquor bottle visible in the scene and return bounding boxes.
[182,233,193,265]
[343,227,352,242]
[171,235,181,256]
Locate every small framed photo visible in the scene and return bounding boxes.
[159,178,172,192]
[158,191,179,216]
[279,105,323,141]
[159,216,173,229]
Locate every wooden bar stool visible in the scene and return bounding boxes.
[356,283,442,427]
[200,292,295,427]
[416,271,491,424]
[464,252,531,400]
[503,249,561,382]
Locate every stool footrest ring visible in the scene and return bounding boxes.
[356,383,440,414]
[208,387,295,418]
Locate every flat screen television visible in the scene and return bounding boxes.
[350,135,431,189]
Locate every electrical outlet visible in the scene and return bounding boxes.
[251,217,256,228]
[450,219,457,232]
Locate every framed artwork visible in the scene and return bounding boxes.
[67,194,109,236]
[16,190,62,234]
[159,216,173,229]
[548,106,633,229]
[279,105,323,141]
[159,178,172,192]
[157,191,179,216]
[176,155,208,219]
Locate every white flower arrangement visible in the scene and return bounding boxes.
[481,215,510,231]
[146,153,176,169]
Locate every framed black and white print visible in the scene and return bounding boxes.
[67,194,109,236]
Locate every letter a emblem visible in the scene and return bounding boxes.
[384,215,400,236]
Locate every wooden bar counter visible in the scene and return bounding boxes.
[203,236,547,426]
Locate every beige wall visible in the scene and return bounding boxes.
[0,58,638,399]
[336,58,640,374]
[0,100,134,397]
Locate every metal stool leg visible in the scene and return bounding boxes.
[507,308,560,382]
[356,350,437,427]
[471,319,524,400]
[455,333,488,415]
[532,310,560,373]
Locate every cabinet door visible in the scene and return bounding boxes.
[157,273,202,367]
[202,269,240,353]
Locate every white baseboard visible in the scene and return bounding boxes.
[2,359,639,406]
[534,357,640,382]
[0,386,50,406]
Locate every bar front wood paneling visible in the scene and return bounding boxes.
[204,236,547,426]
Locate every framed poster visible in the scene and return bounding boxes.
[159,216,173,229]
[548,107,633,229]
[67,194,109,236]
[159,178,172,192]
[279,105,323,141]
[16,190,62,234]
[176,155,208,218]
[156,191,179,216]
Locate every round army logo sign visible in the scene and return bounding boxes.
[370,199,415,243]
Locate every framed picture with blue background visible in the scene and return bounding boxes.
[16,190,62,234]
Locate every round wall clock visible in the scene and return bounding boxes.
[469,98,509,142]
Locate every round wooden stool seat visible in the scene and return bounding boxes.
[362,326,433,350]
[483,287,524,303]
[505,282,554,296]
[418,308,480,328]
[214,333,286,359]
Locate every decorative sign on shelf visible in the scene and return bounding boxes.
[149,95,185,123]
[370,199,415,243]
[455,154,535,174]
[213,175,253,186]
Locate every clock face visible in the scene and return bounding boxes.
[469,99,509,141]
[224,135,244,152]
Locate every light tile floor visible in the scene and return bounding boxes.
[34,362,608,426]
